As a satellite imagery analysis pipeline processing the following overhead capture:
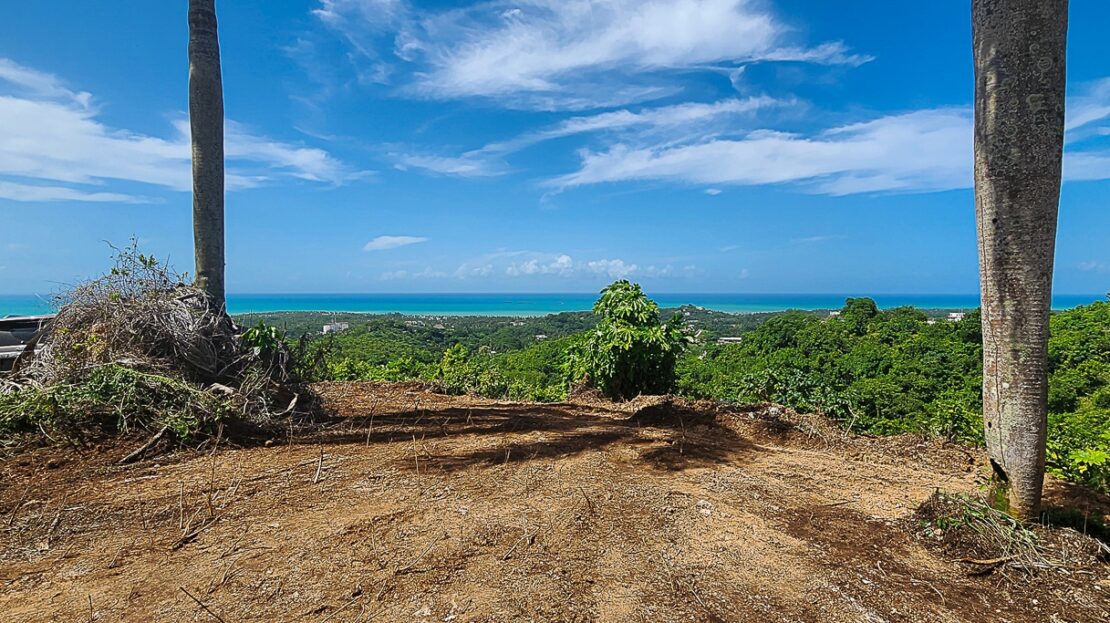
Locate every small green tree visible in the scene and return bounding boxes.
[566,280,689,400]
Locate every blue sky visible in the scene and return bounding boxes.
[1,0,1109,295]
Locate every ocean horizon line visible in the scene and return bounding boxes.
[3,292,1104,318]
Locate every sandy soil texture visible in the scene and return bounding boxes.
[2,381,1108,622]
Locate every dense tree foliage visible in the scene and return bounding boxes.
[269,290,1109,493]
[678,304,984,441]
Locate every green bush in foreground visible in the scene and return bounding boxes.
[0,364,232,439]
[566,280,689,400]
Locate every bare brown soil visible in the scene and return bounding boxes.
[2,381,1108,622]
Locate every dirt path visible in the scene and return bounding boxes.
[2,382,1107,622]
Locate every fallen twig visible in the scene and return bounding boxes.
[180,586,227,623]
[956,555,1016,566]
[120,426,170,464]
[396,542,436,575]
[313,446,324,484]
[172,516,217,551]
[501,530,536,561]
[319,595,363,623]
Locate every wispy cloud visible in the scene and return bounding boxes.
[506,254,576,276]
[380,266,446,280]
[392,153,505,177]
[363,235,428,251]
[550,109,974,194]
[393,95,786,177]
[0,57,361,203]
[1078,260,1110,273]
[1066,77,1110,136]
[312,0,868,110]
[0,57,91,107]
[549,101,1110,195]
[501,252,675,279]
[791,235,845,244]
[0,181,153,204]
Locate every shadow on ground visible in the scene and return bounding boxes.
[297,399,765,473]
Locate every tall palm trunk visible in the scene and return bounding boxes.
[972,0,1068,518]
[188,0,225,310]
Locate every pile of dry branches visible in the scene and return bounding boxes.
[2,243,306,446]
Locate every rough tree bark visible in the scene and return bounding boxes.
[972,0,1068,518]
[188,0,225,311]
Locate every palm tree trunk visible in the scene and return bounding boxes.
[188,0,225,311]
[972,0,1068,519]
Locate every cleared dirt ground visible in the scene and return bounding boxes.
[2,381,1108,622]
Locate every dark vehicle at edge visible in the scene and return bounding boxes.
[0,315,54,373]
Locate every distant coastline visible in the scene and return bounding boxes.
[2,292,1104,318]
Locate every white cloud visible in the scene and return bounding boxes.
[393,153,504,177]
[1066,77,1110,135]
[585,258,639,278]
[363,235,428,251]
[703,188,722,196]
[314,0,868,109]
[0,57,359,203]
[0,57,91,107]
[379,266,446,280]
[501,253,658,279]
[791,235,845,244]
[550,105,1110,195]
[551,109,974,194]
[506,254,575,276]
[0,181,153,204]
[395,96,784,177]
[1078,260,1110,273]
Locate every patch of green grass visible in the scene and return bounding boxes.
[0,364,232,440]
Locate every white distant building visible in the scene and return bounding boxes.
[828,311,841,317]
[534,334,548,341]
[322,322,349,334]
[947,312,966,322]
[717,337,743,345]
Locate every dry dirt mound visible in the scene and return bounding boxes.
[1,382,1108,622]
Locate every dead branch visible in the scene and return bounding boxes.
[179,586,227,623]
[119,426,170,465]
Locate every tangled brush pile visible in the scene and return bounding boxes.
[1,243,305,449]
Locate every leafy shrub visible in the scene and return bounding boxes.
[242,321,284,358]
[565,280,689,400]
[326,356,432,382]
[435,344,509,397]
[0,364,231,439]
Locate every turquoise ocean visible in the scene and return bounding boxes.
[1,292,1104,318]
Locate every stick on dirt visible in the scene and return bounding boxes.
[180,586,227,623]
[313,446,324,484]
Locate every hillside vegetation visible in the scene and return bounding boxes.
[283,292,1110,493]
